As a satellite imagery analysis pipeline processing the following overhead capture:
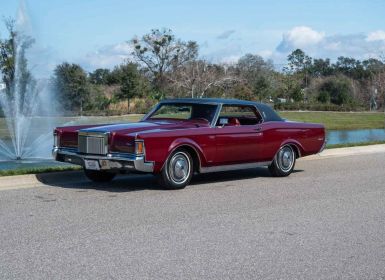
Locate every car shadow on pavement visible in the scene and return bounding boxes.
[35,168,304,193]
[191,167,303,185]
[35,171,162,193]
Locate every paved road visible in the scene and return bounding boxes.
[1,153,385,280]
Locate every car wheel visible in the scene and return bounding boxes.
[159,149,193,189]
[268,145,296,177]
[84,169,116,182]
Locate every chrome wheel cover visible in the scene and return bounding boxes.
[277,146,294,172]
[168,152,191,184]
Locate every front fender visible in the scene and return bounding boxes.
[166,138,208,170]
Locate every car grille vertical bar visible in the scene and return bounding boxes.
[78,132,108,155]
[78,135,87,153]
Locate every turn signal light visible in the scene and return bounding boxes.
[135,141,144,155]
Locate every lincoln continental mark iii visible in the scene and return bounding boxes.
[53,98,326,189]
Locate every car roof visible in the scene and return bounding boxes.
[161,98,257,106]
[160,98,283,122]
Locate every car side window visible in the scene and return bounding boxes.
[216,105,262,126]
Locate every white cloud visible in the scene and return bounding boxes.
[257,50,273,58]
[272,26,385,66]
[77,27,385,72]
[324,41,341,51]
[79,42,134,71]
[366,30,385,42]
[277,26,325,52]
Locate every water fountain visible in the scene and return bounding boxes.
[0,1,59,166]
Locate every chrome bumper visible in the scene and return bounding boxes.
[52,147,154,173]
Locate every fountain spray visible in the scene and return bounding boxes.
[0,0,58,161]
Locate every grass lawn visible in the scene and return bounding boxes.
[279,111,385,130]
[0,165,81,177]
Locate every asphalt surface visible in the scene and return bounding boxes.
[1,153,385,280]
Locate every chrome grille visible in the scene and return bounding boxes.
[78,132,108,155]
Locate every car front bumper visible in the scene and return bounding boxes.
[52,147,154,173]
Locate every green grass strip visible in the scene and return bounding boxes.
[0,165,81,177]
[279,111,385,130]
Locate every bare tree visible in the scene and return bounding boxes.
[168,60,242,98]
[131,28,198,89]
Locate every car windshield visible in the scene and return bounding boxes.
[147,103,218,123]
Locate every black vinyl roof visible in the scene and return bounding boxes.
[161,98,257,106]
[160,98,283,122]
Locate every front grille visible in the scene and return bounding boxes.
[78,133,108,155]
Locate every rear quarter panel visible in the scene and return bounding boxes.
[259,121,325,161]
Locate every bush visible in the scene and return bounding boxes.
[104,97,157,115]
[317,76,353,105]
[274,102,366,112]
[129,98,157,114]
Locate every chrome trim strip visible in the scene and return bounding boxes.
[253,105,265,123]
[142,102,221,128]
[78,131,108,137]
[210,103,222,127]
[200,161,271,173]
[141,103,160,121]
[319,138,327,153]
[52,147,154,172]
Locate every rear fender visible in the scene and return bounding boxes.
[279,139,305,158]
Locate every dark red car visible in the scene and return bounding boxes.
[53,98,326,189]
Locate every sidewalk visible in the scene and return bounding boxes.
[300,144,385,161]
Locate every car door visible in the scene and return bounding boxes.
[214,105,264,165]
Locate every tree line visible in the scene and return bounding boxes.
[2,23,385,115]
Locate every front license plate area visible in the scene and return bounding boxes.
[99,159,110,169]
[84,159,100,170]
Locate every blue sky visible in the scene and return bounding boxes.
[1,0,385,73]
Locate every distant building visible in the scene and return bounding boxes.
[276,98,287,104]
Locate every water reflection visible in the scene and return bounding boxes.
[327,129,385,145]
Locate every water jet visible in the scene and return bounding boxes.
[0,0,58,163]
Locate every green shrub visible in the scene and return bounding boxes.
[317,76,353,105]
[274,102,366,111]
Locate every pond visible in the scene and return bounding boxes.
[327,129,385,145]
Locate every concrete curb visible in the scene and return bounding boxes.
[1,144,385,191]
[300,144,385,161]
[0,171,83,191]
[0,174,42,191]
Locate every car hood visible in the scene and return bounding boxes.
[78,119,209,135]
